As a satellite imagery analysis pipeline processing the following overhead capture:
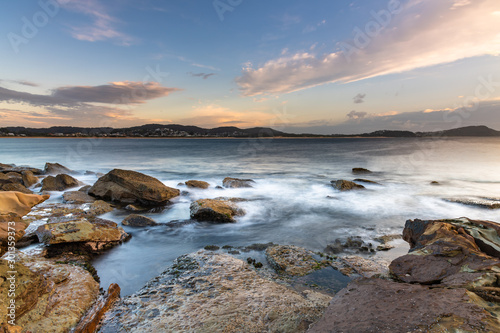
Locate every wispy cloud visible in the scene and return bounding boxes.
[0,80,39,87]
[353,93,366,104]
[188,72,216,80]
[0,81,180,107]
[61,0,134,45]
[237,0,500,96]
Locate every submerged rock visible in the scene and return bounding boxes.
[122,214,158,227]
[308,278,500,333]
[444,197,500,209]
[100,250,331,332]
[353,178,380,185]
[190,198,245,223]
[324,237,374,254]
[41,174,80,191]
[88,169,180,207]
[185,180,210,189]
[352,167,372,174]
[331,180,365,191]
[222,177,255,188]
[266,245,329,276]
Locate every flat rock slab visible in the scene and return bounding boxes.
[101,251,331,333]
[266,245,328,276]
[308,278,500,333]
[0,191,49,216]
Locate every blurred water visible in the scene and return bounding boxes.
[1,137,500,295]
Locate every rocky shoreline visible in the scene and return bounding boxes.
[1,162,500,332]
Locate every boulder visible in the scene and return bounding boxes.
[352,167,372,174]
[308,278,500,333]
[1,183,32,194]
[87,200,114,216]
[41,174,80,191]
[44,162,75,175]
[36,217,129,252]
[88,169,180,207]
[78,185,92,193]
[122,214,158,227]
[266,245,328,276]
[0,191,49,216]
[0,255,100,332]
[100,251,331,332]
[185,180,210,189]
[5,172,23,184]
[63,191,96,204]
[222,177,255,188]
[0,164,43,175]
[390,218,500,288]
[190,199,245,223]
[22,170,39,187]
[331,180,365,191]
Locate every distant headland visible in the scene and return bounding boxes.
[1,124,499,138]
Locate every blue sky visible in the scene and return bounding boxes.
[0,0,499,134]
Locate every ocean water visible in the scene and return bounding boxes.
[1,137,500,295]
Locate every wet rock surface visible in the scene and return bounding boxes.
[89,169,180,207]
[266,245,329,276]
[44,162,75,175]
[63,190,97,204]
[100,250,332,333]
[444,196,500,209]
[351,167,372,174]
[122,214,158,227]
[331,180,365,191]
[222,177,255,188]
[190,198,245,223]
[185,180,210,189]
[308,278,500,333]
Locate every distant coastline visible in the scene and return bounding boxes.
[1,124,499,138]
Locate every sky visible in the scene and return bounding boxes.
[0,0,499,134]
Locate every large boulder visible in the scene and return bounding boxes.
[185,180,210,189]
[1,182,32,194]
[390,218,500,288]
[308,278,500,333]
[222,177,255,188]
[41,174,80,191]
[36,217,129,252]
[0,255,100,332]
[100,251,331,332]
[190,199,245,223]
[331,180,365,191]
[88,169,180,207]
[44,162,75,175]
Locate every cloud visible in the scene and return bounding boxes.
[353,93,366,104]
[236,0,500,96]
[61,0,134,45]
[303,19,326,33]
[347,110,367,119]
[0,80,39,87]
[0,81,180,107]
[188,72,216,80]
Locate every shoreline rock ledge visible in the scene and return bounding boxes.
[308,217,500,332]
[88,169,180,207]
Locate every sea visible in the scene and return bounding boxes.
[1,137,500,295]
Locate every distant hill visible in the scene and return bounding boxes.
[0,124,499,138]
